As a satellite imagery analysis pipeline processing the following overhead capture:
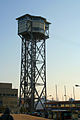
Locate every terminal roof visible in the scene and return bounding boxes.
[16,14,51,24]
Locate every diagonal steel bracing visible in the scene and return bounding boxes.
[19,35,46,112]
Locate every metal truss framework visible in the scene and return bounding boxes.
[19,35,46,112]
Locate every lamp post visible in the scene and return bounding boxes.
[55,85,58,101]
[75,84,80,100]
[73,86,75,100]
[64,85,67,101]
[47,95,53,101]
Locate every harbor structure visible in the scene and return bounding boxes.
[16,14,50,112]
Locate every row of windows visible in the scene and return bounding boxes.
[32,27,44,31]
[4,101,17,105]
[0,93,17,97]
[47,103,80,107]
[32,18,45,23]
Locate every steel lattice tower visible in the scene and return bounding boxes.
[16,14,50,112]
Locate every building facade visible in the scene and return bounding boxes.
[0,83,18,113]
[45,100,80,119]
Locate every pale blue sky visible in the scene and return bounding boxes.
[0,0,80,100]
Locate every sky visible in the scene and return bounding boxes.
[0,0,80,100]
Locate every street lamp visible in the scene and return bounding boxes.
[75,84,80,100]
[64,85,67,101]
[73,86,75,100]
[47,95,54,101]
[75,84,80,87]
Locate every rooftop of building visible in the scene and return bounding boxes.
[0,83,12,89]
